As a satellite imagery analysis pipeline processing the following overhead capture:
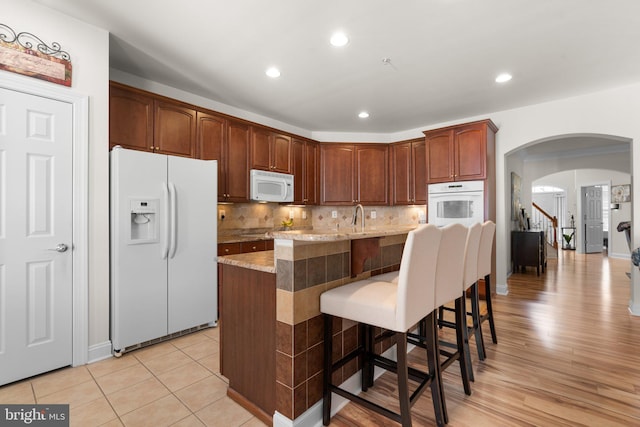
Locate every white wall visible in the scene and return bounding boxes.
[4,0,111,350]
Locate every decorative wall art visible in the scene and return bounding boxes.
[611,184,631,203]
[511,172,522,220]
[0,23,72,86]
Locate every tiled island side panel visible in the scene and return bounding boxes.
[273,235,406,419]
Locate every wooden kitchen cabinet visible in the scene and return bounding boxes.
[250,127,291,173]
[391,138,426,205]
[225,120,251,202]
[292,138,318,205]
[424,119,497,184]
[110,81,198,157]
[109,83,154,151]
[220,264,275,422]
[154,100,197,157]
[320,144,355,205]
[320,143,388,205]
[197,111,227,200]
[199,115,250,202]
[355,144,389,205]
[218,239,274,256]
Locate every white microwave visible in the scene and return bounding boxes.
[250,169,294,203]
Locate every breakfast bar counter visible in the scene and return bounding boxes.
[217,226,415,426]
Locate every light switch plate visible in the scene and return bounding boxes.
[371,211,377,219]
[331,210,337,218]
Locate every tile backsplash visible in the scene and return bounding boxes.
[217,203,426,234]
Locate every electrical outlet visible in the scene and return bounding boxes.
[219,209,225,220]
[302,210,307,219]
[289,209,295,219]
[331,210,338,218]
[371,211,377,219]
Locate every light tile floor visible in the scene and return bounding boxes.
[0,327,267,427]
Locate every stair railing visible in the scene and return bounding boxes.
[532,202,558,249]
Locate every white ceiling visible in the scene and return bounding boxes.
[34,0,640,134]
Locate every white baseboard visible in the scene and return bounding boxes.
[87,341,113,364]
[609,252,630,259]
[273,345,399,427]
[496,282,509,295]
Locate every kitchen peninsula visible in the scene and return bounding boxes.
[217,226,415,426]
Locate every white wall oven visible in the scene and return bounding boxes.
[428,180,484,227]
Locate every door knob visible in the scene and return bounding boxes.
[49,243,68,252]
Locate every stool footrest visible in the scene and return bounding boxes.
[329,384,403,424]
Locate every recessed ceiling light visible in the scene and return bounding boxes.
[495,73,512,83]
[358,111,369,119]
[330,32,349,47]
[265,67,281,78]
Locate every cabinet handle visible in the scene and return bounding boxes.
[225,248,229,253]
[252,246,257,250]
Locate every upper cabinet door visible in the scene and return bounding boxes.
[454,124,486,181]
[412,140,427,204]
[304,141,318,205]
[250,127,272,171]
[109,83,154,152]
[320,144,355,205]
[292,139,305,204]
[391,142,412,205]
[355,144,389,205]
[271,134,291,173]
[226,120,251,202]
[154,101,197,157]
[197,112,227,200]
[292,138,318,205]
[424,130,454,183]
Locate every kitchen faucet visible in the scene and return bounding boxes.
[352,203,365,231]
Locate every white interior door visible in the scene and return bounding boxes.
[582,185,604,253]
[0,87,73,385]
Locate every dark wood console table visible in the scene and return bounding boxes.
[512,230,546,276]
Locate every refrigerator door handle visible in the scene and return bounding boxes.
[161,182,170,259]
[168,182,178,259]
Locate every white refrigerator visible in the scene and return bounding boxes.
[110,147,217,352]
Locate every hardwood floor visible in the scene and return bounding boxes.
[330,251,640,426]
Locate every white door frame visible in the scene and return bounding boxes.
[0,72,89,366]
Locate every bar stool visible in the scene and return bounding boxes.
[439,222,490,367]
[431,223,473,404]
[320,224,445,427]
[476,221,497,345]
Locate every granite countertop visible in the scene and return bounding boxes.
[218,232,271,244]
[217,250,275,273]
[267,225,417,242]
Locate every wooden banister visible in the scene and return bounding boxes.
[532,202,558,249]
